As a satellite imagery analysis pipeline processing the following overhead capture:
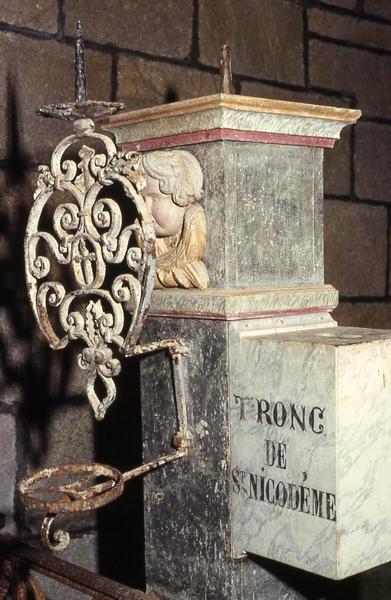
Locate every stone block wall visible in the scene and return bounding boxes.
[1,0,391,598]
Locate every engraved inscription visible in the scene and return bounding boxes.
[232,393,336,522]
[232,469,336,521]
[234,394,325,434]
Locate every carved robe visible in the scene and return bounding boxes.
[154,203,209,290]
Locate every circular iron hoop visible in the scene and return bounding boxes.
[19,463,124,513]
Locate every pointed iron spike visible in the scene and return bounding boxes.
[75,19,87,104]
[220,43,234,95]
[36,17,125,119]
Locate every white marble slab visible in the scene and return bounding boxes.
[230,325,391,579]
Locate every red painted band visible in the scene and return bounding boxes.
[148,305,335,322]
[123,128,335,152]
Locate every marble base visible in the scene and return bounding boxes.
[150,285,338,321]
[231,325,391,579]
[140,315,391,598]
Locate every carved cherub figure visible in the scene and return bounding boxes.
[140,149,209,290]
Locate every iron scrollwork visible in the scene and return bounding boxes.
[25,118,156,420]
[20,21,191,554]
[22,118,191,551]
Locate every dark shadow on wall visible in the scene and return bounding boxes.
[0,76,86,538]
[1,72,146,586]
[1,74,54,472]
[94,359,145,589]
[248,545,391,599]
[165,86,178,104]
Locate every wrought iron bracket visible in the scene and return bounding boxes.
[19,339,191,552]
[18,23,192,551]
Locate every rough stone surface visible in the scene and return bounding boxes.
[333,302,391,329]
[355,121,391,202]
[17,346,93,472]
[324,127,351,196]
[320,0,357,7]
[0,0,58,32]
[324,200,387,296]
[309,9,391,51]
[199,0,304,84]
[27,401,95,470]
[117,56,220,110]
[0,306,31,406]
[240,80,350,108]
[0,169,36,266]
[0,170,56,415]
[0,413,17,534]
[310,39,391,118]
[64,0,193,58]
[0,32,112,163]
[0,169,39,355]
[364,0,391,20]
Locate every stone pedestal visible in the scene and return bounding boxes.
[107,94,358,290]
[231,325,391,580]
[104,95,391,596]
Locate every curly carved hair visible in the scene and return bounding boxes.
[140,150,203,207]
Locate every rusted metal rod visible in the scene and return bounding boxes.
[75,20,87,103]
[122,448,188,482]
[0,535,159,599]
[220,43,234,94]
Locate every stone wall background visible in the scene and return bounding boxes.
[1,0,391,598]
